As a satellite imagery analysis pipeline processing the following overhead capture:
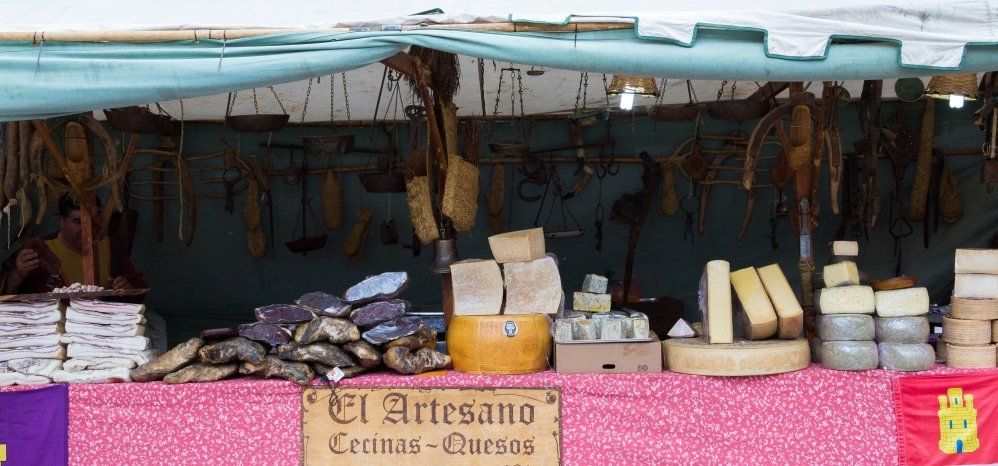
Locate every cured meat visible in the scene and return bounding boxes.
[344,272,409,304]
[238,322,292,346]
[3,358,62,377]
[342,340,382,368]
[361,315,423,345]
[296,292,351,317]
[52,367,131,384]
[254,304,314,324]
[198,337,266,365]
[63,357,136,372]
[383,347,451,375]
[383,325,438,351]
[163,363,239,384]
[131,337,204,382]
[349,300,410,327]
[70,299,145,315]
[275,342,354,368]
[200,328,239,341]
[312,363,368,380]
[294,317,360,345]
[239,355,314,385]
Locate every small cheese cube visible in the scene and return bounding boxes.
[581,274,608,294]
[599,317,626,340]
[823,261,860,287]
[488,228,546,263]
[832,241,859,256]
[572,292,611,312]
[554,319,575,341]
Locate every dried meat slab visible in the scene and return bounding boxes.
[342,340,382,368]
[312,363,368,380]
[240,355,314,385]
[296,292,351,317]
[255,304,315,324]
[275,342,354,367]
[350,299,410,327]
[198,337,267,365]
[238,322,293,347]
[130,337,204,382]
[383,346,451,375]
[361,315,423,345]
[344,272,409,304]
[294,317,360,345]
[163,363,238,384]
[383,325,437,351]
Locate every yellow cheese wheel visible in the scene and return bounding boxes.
[447,314,552,374]
[663,337,810,376]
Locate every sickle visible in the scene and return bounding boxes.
[736,188,757,241]
[744,99,820,190]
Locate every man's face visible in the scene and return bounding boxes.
[60,210,84,251]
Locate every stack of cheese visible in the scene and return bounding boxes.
[571,274,611,313]
[552,274,650,341]
[944,249,998,368]
[817,256,879,370]
[0,300,65,386]
[872,286,934,372]
[53,299,155,383]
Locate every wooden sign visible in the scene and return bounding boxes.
[302,386,561,465]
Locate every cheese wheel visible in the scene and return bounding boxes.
[821,341,878,371]
[874,287,929,317]
[874,317,929,343]
[942,316,992,345]
[446,314,552,374]
[954,274,998,299]
[950,297,998,321]
[945,343,997,369]
[936,339,947,363]
[817,314,874,341]
[823,261,860,287]
[994,321,998,343]
[663,337,810,376]
[809,337,823,363]
[877,342,935,371]
[954,248,998,275]
[817,286,875,314]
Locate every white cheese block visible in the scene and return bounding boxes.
[581,274,608,294]
[942,316,992,345]
[730,267,778,340]
[874,317,929,343]
[488,227,546,263]
[698,260,733,344]
[817,286,875,315]
[821,341,878,371]
[877,342,935,371]
[572,319,596,340]
[823,261,860,287]
[954,274,998,299]
[832,241,859,256]
[817,314,875,341]
[874,287,929,317]
[667,318,696,338]
[600,318,626,340]
[450,259,504,316]
[502,255,562,314]
[572,292,611,312]
[954,248,998,275]
[757,263,805,339]
[663,337,810,376]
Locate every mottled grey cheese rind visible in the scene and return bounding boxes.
[821,341,878,370]
[818,314,875,341]
[573,320,596,340]
[875,317,929,343]
[877,342,935,371]
[554,319,574,341]
[600,318,626,340]
[581,274,608,294]
[631,315,651,338]
[810,337,822,363]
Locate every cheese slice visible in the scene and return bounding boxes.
[450,259,504,316]
[663,337,810,376]
[954,248,998,275]
[488,228,546,264]
[502,255,562,314]
[823,261,860,287]
[954,274,998,299]
[698,260,733,344]
[817,286,875,314]
[874,287,929,317]
[730,267,778,340]
[757,263,804,339]
[832,241,859,256]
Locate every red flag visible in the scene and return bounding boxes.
[895,372,998,466]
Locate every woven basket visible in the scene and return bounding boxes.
[486,165,505,233]
[405,175,440,244]
[942,316,992,345]
[951,297,998,320]
[247,227,266,258]
[945,343,997,369]
[441,154,480,233]
[907,99,934,220]
[994,320,998,343]
[925,73,979,100]
[321,170,343,230]
[243,179,261,231]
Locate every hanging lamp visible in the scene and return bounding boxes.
[607,75,659,110]
[924,73,979,108]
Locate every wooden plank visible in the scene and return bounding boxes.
[0,288,150,303]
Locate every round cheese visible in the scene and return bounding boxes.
[818,314,874,341]
[821,341,878,371]
[950,297,998,321]
[945,343,997,369]
[942,316,992,345]
[877,342,935,371]
[663,337,809,376]
[994,321,998,343]
[875,317,929,343]
[447,314,552,374]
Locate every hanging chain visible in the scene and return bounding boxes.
[267,85,288,114]
[516,69,525,118]
[716,80,728,101]
[225,91,237,118]
[299,78,313,126]
[341,73,351,121]
[655,78,668,105]
[573,72,586,114]
[251,88,260,114]
[329,74,336,132]
[602,73,610,106]
[687,80,700,104]
[730,81,737,100]
[492,68,506,117]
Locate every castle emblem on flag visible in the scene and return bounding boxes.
[938,388,980,454]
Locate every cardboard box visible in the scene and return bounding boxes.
[554,336,663,374]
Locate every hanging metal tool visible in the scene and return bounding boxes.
[531,161,584,239]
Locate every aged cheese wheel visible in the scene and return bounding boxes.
[954,274,998,299]
[877,342,935,371]
[936,339,947,363]
[874,287,929,317]
[945,343,997,369]
[994,320,998,343]
[875,317,929,343]
[447,314,552,374]
[817,314,874,341]
[950,297,998,321]
[821,341,878,371]
[817,286,875,314]
[942,316,992,345]
[954,248,998,275]
[663,337,809,376]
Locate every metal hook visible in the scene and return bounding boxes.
[217,32,227,70]
[34,32,45,76]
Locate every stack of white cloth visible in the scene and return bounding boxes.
[0,300,65,386]
[53,299,156,383]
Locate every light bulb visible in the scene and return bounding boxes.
[949,93,965,109]
[619,92,635,110]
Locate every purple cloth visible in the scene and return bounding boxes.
[0,384,68,465]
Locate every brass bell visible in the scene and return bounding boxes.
[427,238,459,274]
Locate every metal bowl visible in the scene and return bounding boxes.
[103,108,173,134]
[646,104,701,122]
[225,114,289,133]
[301,134,355,156]
[488,142,532,157]
[359,172,406,193]
[706,99,771,121]
[285,234,328,254]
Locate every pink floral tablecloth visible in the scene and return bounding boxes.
[3,364,990,465]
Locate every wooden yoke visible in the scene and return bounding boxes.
[31,119,101,286]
